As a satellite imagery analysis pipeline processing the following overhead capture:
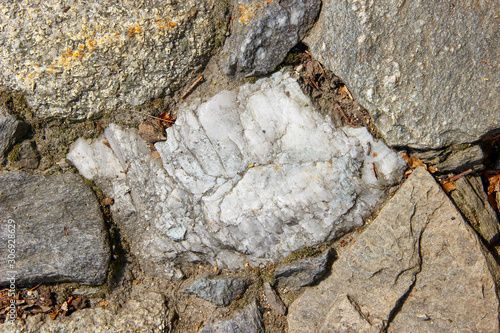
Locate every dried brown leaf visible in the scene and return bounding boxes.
[428,166,438,173]
[487,174,500,195]
[441,181,456,193]
[101,197,114,206]
[400,152,426,169]
[338,85,352,99]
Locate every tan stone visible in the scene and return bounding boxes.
[288,167,500,332]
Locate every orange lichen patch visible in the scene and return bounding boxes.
[128,24,142,36]
[266,0,273,3]
[240,12,251,22]
[238,5,255,22]
[168,21,176,28]
[72,50,84,59]
[86,39,96,50]
[156,19,166,30]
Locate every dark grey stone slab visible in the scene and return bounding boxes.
[412,144,484,174]
[450,175,500,245]
[263,282,287,316]
[0,104,28,164]
[305,0,500,149]
[221,0,321,77]
[186,275,249,306]
[275,248,333,291]
[0,171,110,286]
[200,299,265,333]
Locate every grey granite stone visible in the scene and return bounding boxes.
[186,275,249,307]
[305,0,500,149]
[288,167,500,332]
[200,299,264,333]
[0,0,228,119]
[221,0,321,77]
[0,172,110,286]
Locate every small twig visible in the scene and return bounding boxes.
[442,169,473,183]
[318,61,330,80]
[181,74,204,100]
[309,79,320,90]
[372,163,378,179]
[29,283,42,292]
[334,102,357,125]
[483,170,500,176]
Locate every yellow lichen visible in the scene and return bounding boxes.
[128,24,142,36]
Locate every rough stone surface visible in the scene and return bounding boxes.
[199,299,265,333]
[288,167,500,332]
[3,290,169,333]
[7,140,40,170]
[305,1,500,149]
[412,144,484,174]
[263,282,287,316]
[0,1,228,119]
[0,104,28,163]
[450,175,500,245]
[0,172,110,286]
[186,275,249,306]
[275,248,333,292]
[67,71,405,275]
[221,0,321,77]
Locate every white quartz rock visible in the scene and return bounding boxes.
[68,71,406,273]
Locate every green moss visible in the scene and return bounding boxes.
[244,77,258,84]
[7,143,22,162]
[84,179,104,200]
[260,265,277,286]
[281,245,323,265]
[275,51,303,71]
